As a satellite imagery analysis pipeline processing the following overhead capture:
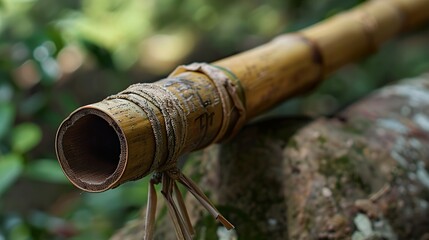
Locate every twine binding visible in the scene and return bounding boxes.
[106,63,243,239]
[169,63,247,143]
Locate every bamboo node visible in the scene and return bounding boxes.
[354,10,380,52]
[169,63,247,142]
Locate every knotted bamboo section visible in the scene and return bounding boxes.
[56,0,429,194]
[56,0,429,238]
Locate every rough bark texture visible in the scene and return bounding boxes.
[113,74,429,240]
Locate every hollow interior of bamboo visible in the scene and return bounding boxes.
[60,114,121,184]
[56,105,132,192]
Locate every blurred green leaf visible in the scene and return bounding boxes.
[0,102,15,140]
[24,158,69,183]
[11,123,42,153]
[0,154,23,196]
[8,220,32,240]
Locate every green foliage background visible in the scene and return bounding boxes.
[0,0,428,239]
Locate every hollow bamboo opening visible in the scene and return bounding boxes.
[56,108,127,192]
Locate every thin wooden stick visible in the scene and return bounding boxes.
[144,179,158,240]
[56,0,429,192]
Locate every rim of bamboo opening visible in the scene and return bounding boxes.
[55,106,128,192]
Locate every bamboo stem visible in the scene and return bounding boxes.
[56,0,429,192]
[216,0,429,118]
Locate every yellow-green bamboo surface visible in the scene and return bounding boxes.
[56,0,429,192]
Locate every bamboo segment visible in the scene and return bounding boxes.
[216,0,429,118]
[56,71,226,191]
[215,36,323,118]
[56,0,429,193]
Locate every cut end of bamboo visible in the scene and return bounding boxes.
[55,107,128,192]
